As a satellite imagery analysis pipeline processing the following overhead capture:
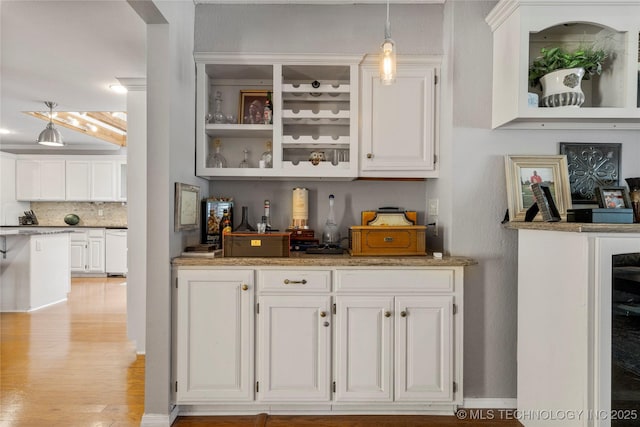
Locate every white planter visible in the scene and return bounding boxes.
[540,67,585,108]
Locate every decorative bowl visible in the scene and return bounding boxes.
[64,214,80,226]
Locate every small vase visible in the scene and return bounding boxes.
[540,67,585,108]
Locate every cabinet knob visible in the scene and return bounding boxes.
[400,311,407,317]
[241,284,248,291]
[366,153,373,159]
[284,279,307,285]
[384,311,391,318]
[323,321,330,327]
[320,311,327,318]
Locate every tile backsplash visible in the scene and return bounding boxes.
[31,202,127,227]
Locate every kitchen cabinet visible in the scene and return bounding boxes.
[16,158,65,201]
[115,160,127,201]
[194,53,361,180]
[485,0,640,129]
[69,229,105,275]
[256,269,332,402]
[175,269,254,402]
[66,159,118,201]
[359,56,440,178]
[105,229,127,275]
[173,263,464,414]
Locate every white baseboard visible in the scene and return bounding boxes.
[140,406,179,427]
[462,398,517,409]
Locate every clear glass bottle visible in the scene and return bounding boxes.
[322,194,340,247]
[213,91,226,124]
[238,149,250,168]
[209,138,227,168]
[263,199,272,231]
[234,206,255,232]
[260,140,273,168]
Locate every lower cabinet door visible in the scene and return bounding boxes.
[69,240,86,272]
[176,269,254,402]
[335,296,394,402]
[257,295,331,402]
[395,295,453,402]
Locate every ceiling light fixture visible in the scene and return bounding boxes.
[37,101,65,147]
[379,0,396,85]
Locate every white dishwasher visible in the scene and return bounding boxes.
[105,229,127,275]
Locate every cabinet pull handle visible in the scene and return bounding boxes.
[400,311,407,317]
[241,284,248,291]
[384,311,391,318]
[323,321,330,327]
[284,279,307,285]
[320,311,327,318]
[366,153,373,159]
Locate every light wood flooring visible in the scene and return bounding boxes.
[1,277,521,427]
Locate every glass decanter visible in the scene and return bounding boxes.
[238,149,250,168]
[234,206,256,231]
[212,91,226,124]
[322,194,340,247]
[208,138,227,168]
[260,140,273,168]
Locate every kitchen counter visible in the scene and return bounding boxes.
[503,221,640,233]
[0,228,74,236]
[0,225,127,230]
[172,253,477,267]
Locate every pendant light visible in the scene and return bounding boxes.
[379,0,396,85]
[37,101,64,147]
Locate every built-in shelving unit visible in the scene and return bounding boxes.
[194,53,361,180]
[486,0,640,129]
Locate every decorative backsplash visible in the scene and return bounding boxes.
[30,202,127,227]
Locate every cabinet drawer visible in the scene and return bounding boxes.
[258,270,331,292]
[335,268,454,293]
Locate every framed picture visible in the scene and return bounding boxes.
[595,186,632,209]
[531,183,561,222]
[239,90,268,124]
[504,155,572,221]
[559,142,621,205]
[174,183,200,232]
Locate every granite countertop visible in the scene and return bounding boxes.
[0,229,74,236]
[503,221,640,233]
[173,252,477,267]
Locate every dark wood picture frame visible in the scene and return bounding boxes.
[239,90,268,124]
[595,186,632,209]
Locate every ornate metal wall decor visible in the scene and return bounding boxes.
[559,142,621,204]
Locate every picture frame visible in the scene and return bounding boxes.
[595,186,632,209]
[531,183,561,222]
[174,183,200,232]
[559,142,621,205]
[239,90,268,124]
[504,155,572,221]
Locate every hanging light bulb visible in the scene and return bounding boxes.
[379,0,396,85]
[37,101,64,147]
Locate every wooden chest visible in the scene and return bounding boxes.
[223,232,291,257]
[349,226,426,256]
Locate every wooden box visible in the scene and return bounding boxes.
[349,226,426,256]
[223,232,291,257]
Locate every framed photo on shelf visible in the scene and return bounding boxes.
[595,186,632,209]
[504,155,572,221]
[239,90,268,124]
[174,182,200,232]
[559,142,621,205]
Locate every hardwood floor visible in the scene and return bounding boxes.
[1,277,521,427]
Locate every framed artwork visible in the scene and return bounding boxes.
[559,142,621,205]
[531,183,561,222]
[174,183,200,232]
[239,90,268,124]
[595,186,632,209]
[504,155,572,221]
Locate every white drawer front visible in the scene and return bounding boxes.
[259,270,331,292]
[335,268,454,293]
[87,229,105,238]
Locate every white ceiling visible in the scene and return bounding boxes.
[0,0,146,154]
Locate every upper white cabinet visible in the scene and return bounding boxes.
[90,160,117,201]
[359,56,440,178]
[66,159,118,201]
[16,159,65,201]
[194,53,361,180]
[486,0,640,129]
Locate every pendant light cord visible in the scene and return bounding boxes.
[384,0,391,40]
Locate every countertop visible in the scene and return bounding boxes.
[172,252,477,267]
[503,222,640,233]
[0,229,73,236]
[0,225,128,230]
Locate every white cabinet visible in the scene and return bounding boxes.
[485,0,640,129]
[194,53,361,180]
[115,160,127,201]
[16,159,65,201]
[176,269,254,402]
[69,229,105,274]
[66,159,117,201]
[105,229,127,275]
[359,56,440,178]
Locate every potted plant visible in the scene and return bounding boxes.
[528,46,608,107]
